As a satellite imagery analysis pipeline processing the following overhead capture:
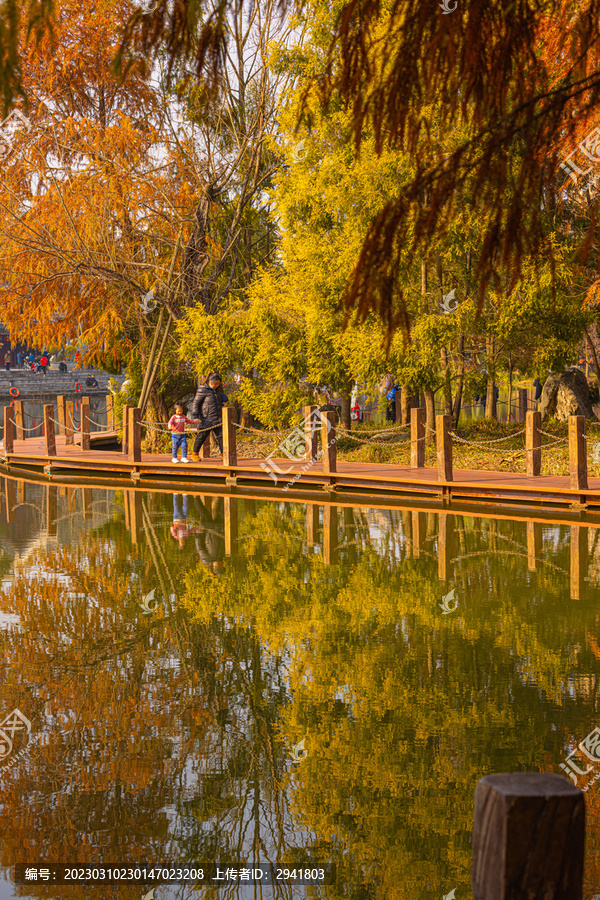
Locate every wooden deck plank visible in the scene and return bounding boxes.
[3,434,600,508]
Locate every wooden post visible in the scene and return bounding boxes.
[472,773,584,900]
[222,407,237,467]
[570,524,588,601]
[14,400,24,441]
[56,395,65,435]
[65,400,74,446]
[80,399,90,451]
[105,394,114,430]
[526,411,541,476]
[394,389,401,424]
[122,404,131,455]
[436,414,453,482]
[3,406,13,453]
[411,407,425,468]
[224,496,238,556]
[526,520,542,572]
[202,430,212,458]
[323,504,337,565]
[518,388,527,423]
[43,404,56,456]
[320,411,337,474]
[306,503,319,547]
[304,405,318,462]
[569,416,588,490]
[128,407,142,463]
[46,485,58,536]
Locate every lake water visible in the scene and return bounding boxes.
[1,478,600,898]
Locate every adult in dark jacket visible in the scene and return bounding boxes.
[190,372,228,460]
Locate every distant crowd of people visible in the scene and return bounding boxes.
[0,349,99,384]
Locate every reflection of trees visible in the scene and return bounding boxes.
[2,488,600,897]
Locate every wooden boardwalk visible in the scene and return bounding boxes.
[3,433,600,513]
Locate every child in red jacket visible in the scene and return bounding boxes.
[167,405,200,463]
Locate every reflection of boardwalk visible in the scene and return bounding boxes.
[5,434,600,510]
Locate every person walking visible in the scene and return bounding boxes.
[39,351,48,375]
[190,373,228,461]
[167,404,200,463]
[3,351,10,371]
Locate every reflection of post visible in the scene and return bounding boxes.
[3,478,13,522]
[67,487,77,513]
[526,521,542,572]
[402,510,412,558]
[323,505,337,565]
[306,503,319,547]
[570,525,589,601]
[128,490,142,543]
[412,510,425,558]
[46,485,58,536]
[224,496,238,556]
[438,512,454,581]
[488,519,498,552]
[16,480,25,504]
[82,488,93,520]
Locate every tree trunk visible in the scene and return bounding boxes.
[584,326,600,384]
[145,391,170,452]
[485,375,497,420]
[340,395,351,431]
[452,334,464,427]
[424,389,436,439]
[440,348,453,416]
[400,386,410,425]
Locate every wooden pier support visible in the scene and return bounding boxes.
[122,404,131,455]
[323,504,337,565]
[526,411,541,476]
[570,525,588,601]
[436,414,453,482]
[128,407,142,463]
[43,404,56,456]
[3,406,14,453]
[65,400,74,445]
[80,399,91,451]
[14,400,24,441]
[568,415,588,490]
[222,407,237,467]
[304,405,318,462]
[56,395,65,435]
[411,407,425,468]
[472,773,583,900]
[321,411,337,474]
[526,520,542,572]
[224,496,238,556]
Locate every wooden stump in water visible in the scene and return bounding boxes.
[472,773,584,900]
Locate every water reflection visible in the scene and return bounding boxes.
[0,479,600,898]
